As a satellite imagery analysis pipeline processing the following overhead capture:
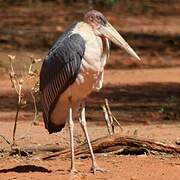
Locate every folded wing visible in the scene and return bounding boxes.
[40,31,85,133]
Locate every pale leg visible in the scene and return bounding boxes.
[68,97,77,173]
[79,102,106,173]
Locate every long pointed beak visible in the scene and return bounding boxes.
[98,22,141,61]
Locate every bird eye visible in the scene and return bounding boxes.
[96,16,104,23]
[96,16,101,20]
[89,15,94,21]
[96,15,106,25]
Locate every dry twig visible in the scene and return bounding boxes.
[8,55,42,144]
[28,57,42,124]
[102,98,123,135]
[8,55,24,144]
[0,134,11,145]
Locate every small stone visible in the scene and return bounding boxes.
[133,129,138,136]
[175,138,180,145]
[130,177,137,180]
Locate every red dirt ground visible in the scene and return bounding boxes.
[0,67,180,180]
[0,1,180,179]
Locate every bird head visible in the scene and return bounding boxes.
[84,10,141,61]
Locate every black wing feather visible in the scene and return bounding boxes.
[40,29,85,134]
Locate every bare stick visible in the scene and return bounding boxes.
[112,115,123,132]
[12,103,21,144]
[28,57,41,78]
[102,98,123,134]
[8,55,19,94]
[28,57,41,125]
[0,144,64,155]
[7,55,42,146]
[0,134,11,145]
[8,55,42,144]
[12,79,23,144]
[101,105,113,135]
[8,55,23,145]
[104,98,115,133]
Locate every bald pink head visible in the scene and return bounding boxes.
[84,10,107,28]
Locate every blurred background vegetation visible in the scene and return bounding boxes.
[0,0,179,68]
[0,0,179,72]
[0,0,179,50]
[1,0,118,6]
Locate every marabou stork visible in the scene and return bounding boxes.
[40,10,140,173]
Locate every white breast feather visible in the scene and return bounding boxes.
[72,22,110,90]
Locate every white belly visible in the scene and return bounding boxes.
[51,68,102,125]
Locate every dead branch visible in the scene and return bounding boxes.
[8,55,19,94]
[8,55,42,144]
[42,133,180,160]
[8,55,24,144]
[28,56,42,78]
[1,134,180,158]
[12,78,23,144]
[102,98,123,135]
[105,98,115,134]
[102,105,112,135]
[28,57,42,124]
[0,134,11,145]
[0,144,64,156]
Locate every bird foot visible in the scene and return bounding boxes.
[90,165,107,174]
[69,168,78,175]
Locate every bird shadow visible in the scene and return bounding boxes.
[0,165,52,173]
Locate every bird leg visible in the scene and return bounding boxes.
[79,103,106,174]
[68,97,77,174]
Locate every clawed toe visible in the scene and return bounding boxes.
[70,168,78,175]
[90,166,107,174]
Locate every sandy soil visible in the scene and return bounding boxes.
[0,155,180,180]
[0,67,180,180]
[0,1,180,179]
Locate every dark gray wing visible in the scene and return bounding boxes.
[40,31,85,134]
[48,22,78,54]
